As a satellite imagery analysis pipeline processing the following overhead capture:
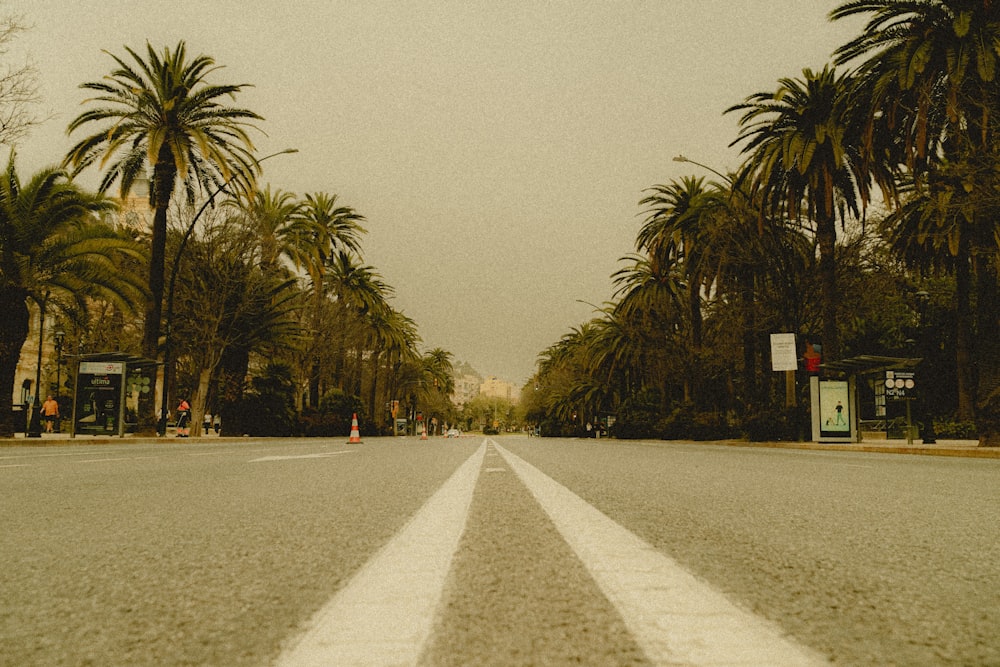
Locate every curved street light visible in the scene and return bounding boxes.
[672,154,733,184]
[25,292,49,438]
[157,148,298,435]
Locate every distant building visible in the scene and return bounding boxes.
[451,373,481,408]
[480,376,518,405]
[116,175,152,231]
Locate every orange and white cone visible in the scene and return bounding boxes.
[347,413,363,444]
[420,422,428,440]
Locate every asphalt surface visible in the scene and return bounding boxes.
[2,434,998,665]
[0,438,478,666]
[418,443,649,666]
[501,438,1000,665]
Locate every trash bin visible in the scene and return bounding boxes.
[11,404,26,433]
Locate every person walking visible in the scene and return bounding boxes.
[41,395,59,433]
[176,398,191,437]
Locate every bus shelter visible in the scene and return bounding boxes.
[814,355,921,443]
[71,353,159,438]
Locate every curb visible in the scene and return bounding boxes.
[692,439,1000,459]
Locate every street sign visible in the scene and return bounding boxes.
[770,333,798,371]
[885,370,916,400]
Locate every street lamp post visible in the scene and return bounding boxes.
[54,329,64,433]
[915,290,937,444]
[673,154,733,183]
[157,148,298,436]
[26,294,49,438]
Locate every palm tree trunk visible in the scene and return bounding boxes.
[955,248,975,421]
[816,217,840,361]
[368,348,381,428]
[139,156,177,434]
[688,275,703,405]
[740,276,757,411]
[188,367,212,439]
[0,289,30,437]
[973,227,1000,446]
[217,344,249,436]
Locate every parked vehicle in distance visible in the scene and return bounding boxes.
[446,428,461,438]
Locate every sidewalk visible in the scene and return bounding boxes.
[0,430,224,446]
[712,437,1000,459]
[2,432,998,458]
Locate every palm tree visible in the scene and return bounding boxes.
[363,307,416,427]
[300,192,366,268]
[0,157,144,436]
[230,186,304,273]
[638,176,722,403]
[831,0,1000,443]
[65,41,262,431]
[321,250,389,399]
[422,348,455,396]
[612,254,689,405]
[727,65,872,362]
[171,214,302,437]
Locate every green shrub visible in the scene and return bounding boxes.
[932,419,977,439]
[299,389,365,437]
[742,408,801,442]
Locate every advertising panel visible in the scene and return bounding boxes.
[819,380,850,438]
[75,362,124,435]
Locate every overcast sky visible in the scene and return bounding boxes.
[9,1,863,385]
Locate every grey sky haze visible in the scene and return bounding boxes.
[10,1,862,385]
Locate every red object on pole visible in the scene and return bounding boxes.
[347,413,363,444]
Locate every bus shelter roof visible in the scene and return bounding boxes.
[76,352,160,366]
[820,355,921,377]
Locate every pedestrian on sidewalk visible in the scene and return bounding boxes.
[176,398,190,437]
[41,395,59,433]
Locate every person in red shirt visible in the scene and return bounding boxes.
[176,398,191,437]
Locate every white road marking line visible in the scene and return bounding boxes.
[493,441,829,667]
[275,442,487,667]
[77,456,158,464]
[249,451,356,463]
[0,464,30,468]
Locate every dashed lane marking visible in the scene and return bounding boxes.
[249,451,357,463]
[77,456,159,464]
[275,441,486,667]
[493,441,829,666]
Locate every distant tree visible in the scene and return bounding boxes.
[831,0,1000,444]
[171,214,300,437]
[0,8,43,147]
[65,41,261,432]
[0,157,143,436]
[727,65,871,362]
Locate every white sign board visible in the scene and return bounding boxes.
[770,333,798,371]
[79,361,124,375]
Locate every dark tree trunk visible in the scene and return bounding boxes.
[217,344,250,437]
[0,289,30,437]
[816,217,840,362]
[740,276,758,411]
[139,155,177,434]
[955,248,976,421]
[973,226,1000,446]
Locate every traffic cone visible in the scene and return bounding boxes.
[347,413,363,444]
[421,422,428,440]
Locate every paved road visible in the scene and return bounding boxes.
[1,436,998,665]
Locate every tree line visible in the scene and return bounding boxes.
[525,1,1000,447]
[0,35,457,438]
